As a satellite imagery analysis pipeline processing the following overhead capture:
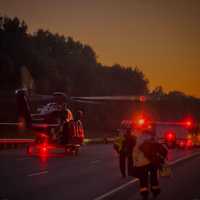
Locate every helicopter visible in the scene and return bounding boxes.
[0,88,156,156]
[0,89,85,156]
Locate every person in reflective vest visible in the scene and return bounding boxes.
[132,129,167,200]
[74,110,85,145]
[114,131,126,177]
[59,106,74,145]
[114,128,136,178]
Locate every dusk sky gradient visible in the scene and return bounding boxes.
[1,0,199,97]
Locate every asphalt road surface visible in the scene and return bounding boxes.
[0,145,199,200]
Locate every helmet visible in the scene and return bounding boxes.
[53,92,67,104]
[120,120,133,130]
[66,109,73,122]
[76,110,84,120]
[15,88,27,95]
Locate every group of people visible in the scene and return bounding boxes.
[57,107,85,145]
[114,125,168,200]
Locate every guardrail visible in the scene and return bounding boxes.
[0,139,34,144]
[0,137,115,150]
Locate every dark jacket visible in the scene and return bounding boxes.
[124,134,137,155]
[139,140,168,167]
[114,133,136,155]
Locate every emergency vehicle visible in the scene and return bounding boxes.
[155,123,192,149]
[120,117,199,149]
[155,119,200,149]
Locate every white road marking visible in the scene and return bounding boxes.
[93,151,200,200]
[28,170,48,177]
[90,160,101,165]
[169,151,200,165]
[93,179,138,200]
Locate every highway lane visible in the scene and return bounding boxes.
[0,145,199,200]
[1,145,122,200]
[105,152,200,200]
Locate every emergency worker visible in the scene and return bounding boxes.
[51,92,74,144]
[60,108,74,144]
[74,110,85,145]
[124,128,136,176]
[132,129,167,200]
[114,130,126,177]
[114,126,136,178]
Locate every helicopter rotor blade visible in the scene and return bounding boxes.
[71,95,155,102]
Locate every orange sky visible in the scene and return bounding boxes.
[1,0,199,97]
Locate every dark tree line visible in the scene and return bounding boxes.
[150,88,200,121]
[0,15,200,130]
[0,16,148,96]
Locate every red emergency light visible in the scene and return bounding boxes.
[18,117,26,130]
[138,118,145,126]
[39,143,48,156]
[139,96,146,102]
[181,117,195,129]
[179,140,185,148]
[134,114,151,130]
[186,139,193,148]
[42,146,47,152]
[165,131,176,141]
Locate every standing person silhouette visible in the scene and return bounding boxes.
[132,128,167,200]
[114,127,136,178]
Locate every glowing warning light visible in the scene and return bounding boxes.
[42,147,47,152]
[18,118,25,129]
[186,139,193,147]
[40,143,48,154]
[134,114,151,130]
[138,118,145,126]
[187,134,192,139]
[182,118,194,129]
[179,140,185,147]
[167,133,173,140]
[185,120,192,127]
[147,124,152,129]
[139,96,146,102]
[165,132,176,141]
